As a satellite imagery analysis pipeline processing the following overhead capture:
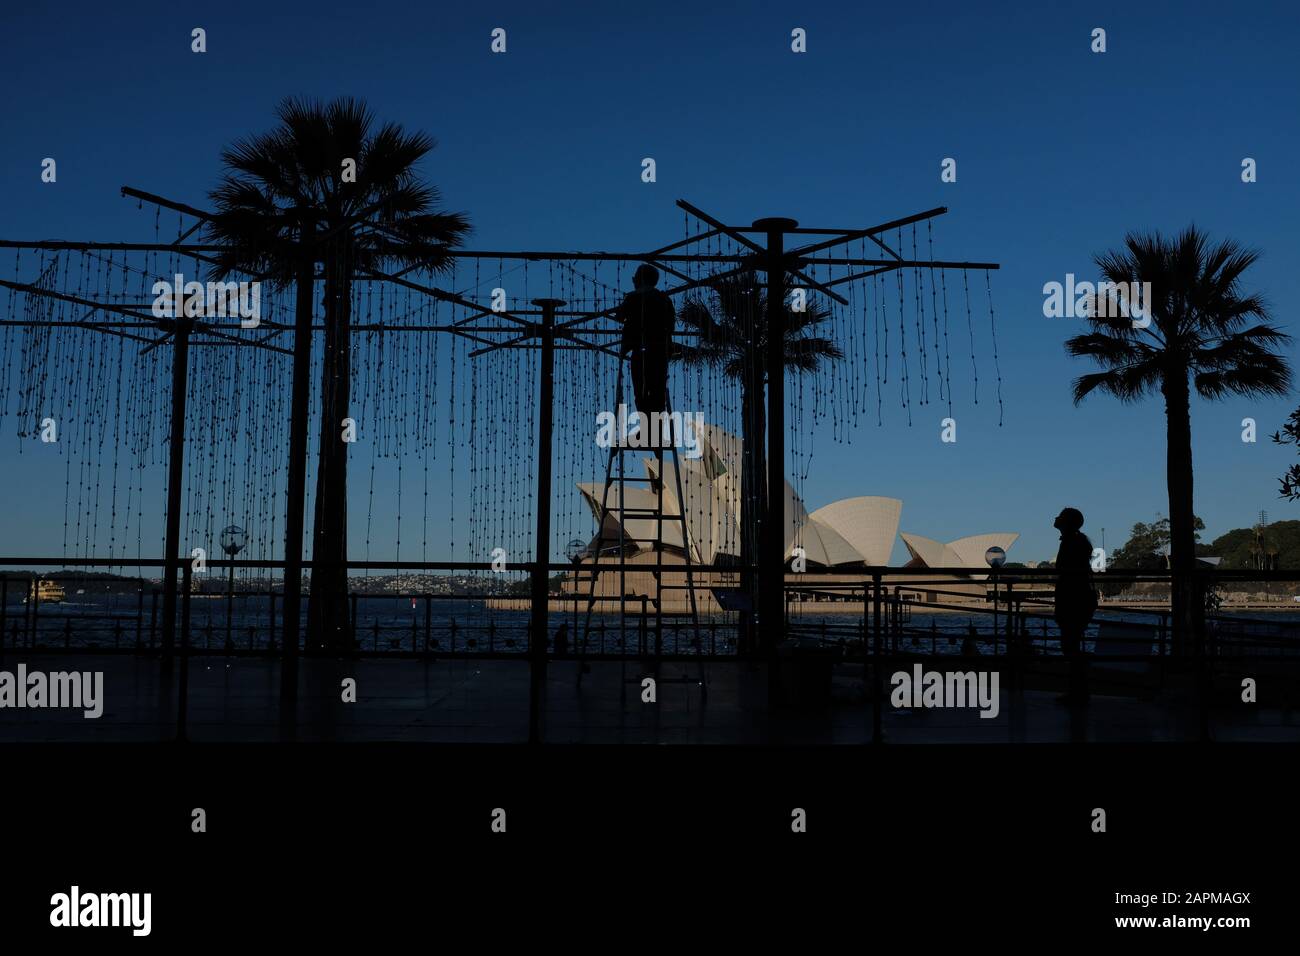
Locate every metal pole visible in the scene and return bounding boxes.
[177,560,192,742]
[993,567,1003,650]
[872,572,882,744]
[529,299,563,744]
[281,216,315,702]
[160,315,191,673]
[755,218,796,690]
[424,594,432,653]
[226,559,235,649]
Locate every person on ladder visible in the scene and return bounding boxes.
[615,263,676,605]
[617,264,676,422]
[577,263,702,685]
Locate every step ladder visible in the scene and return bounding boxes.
[576,373,706,696]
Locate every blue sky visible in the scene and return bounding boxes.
[2,0,1299,566]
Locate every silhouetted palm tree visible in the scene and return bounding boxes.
[676,272,842,573]
[206,97,469,651]
[1066,226,1291,652]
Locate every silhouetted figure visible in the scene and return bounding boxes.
[553,622,569,658]
[1053,507,1098,704]
[617,264,675,417]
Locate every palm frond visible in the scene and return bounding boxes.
[207,96,468,278]
[672,270,842,378]
[1070,364,1161,405]
[1075,225,1290,412]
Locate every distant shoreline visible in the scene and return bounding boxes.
[485,597,1300,615]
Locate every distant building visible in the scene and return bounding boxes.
[566,423,1018,611]
[899,532,1020,571]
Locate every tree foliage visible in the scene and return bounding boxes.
[1272,408,1300,500]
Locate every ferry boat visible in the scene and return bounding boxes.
[24,579,66,604]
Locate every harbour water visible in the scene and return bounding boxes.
[7,592,1299,657]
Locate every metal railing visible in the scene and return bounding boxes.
[5,557,1299,744]
[4,558,1298,661]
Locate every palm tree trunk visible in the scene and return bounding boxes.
[1162,372,1201,654]
[306,240,354,652]
[751,368,768,523]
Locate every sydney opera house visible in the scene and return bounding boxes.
[564,423,1018,613]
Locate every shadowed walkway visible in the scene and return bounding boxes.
[3,654,1299,743]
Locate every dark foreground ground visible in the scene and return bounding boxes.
[2,655,1294,942]
[3,653,1298,743]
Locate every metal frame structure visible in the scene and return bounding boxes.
[0,190,999,738]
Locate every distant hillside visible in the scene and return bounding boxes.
[1208,520,1300,569]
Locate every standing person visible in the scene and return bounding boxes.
[617,264,676,420]
[1053,507,1098,704]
